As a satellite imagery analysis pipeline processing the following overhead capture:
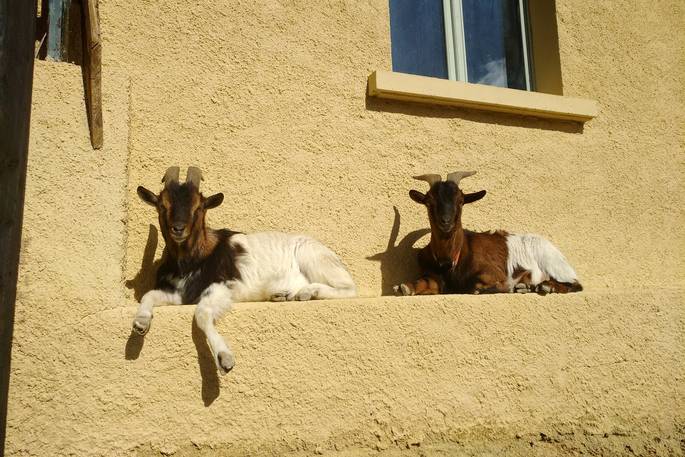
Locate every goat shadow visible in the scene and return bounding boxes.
[124,224,160,361]
[192,319,221,406]
[123,224,220,406]
[125,224,162,302]
[367,206,430,295]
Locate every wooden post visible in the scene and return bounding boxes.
[0,0,37,451]
[82,0,103,149]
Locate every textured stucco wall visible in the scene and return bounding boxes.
[6,0,685,455]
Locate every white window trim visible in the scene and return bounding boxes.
[442,0,532,91]
[518,0,533,90]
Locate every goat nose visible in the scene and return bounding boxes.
[171,224,185,234]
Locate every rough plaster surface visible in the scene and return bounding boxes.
[6,0,685,455]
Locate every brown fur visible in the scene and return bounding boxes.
[402,182,511,295]
[414,229,510,294]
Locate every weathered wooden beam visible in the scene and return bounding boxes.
[82,0,103,149]
[46,0,71,61]
[0,0,37,450]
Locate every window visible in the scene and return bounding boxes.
[390,0,534,91]
[373,1,597,122]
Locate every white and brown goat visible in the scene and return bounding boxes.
[395,171,582,296]
[132,167,356,374]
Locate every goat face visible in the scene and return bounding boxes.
[137,169,224,245]
[410,182,486,236]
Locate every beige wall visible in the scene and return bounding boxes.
[7,0,684,455]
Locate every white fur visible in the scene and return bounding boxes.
[195,283,235,373]
[132,231,356,373]
[228,232,357,302]
[506,233,578,290]
[132,289,182,335]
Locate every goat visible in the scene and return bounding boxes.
[394,171,582,296]
[132,166,357,374]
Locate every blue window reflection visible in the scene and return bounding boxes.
[389,0,448,79]
[462,0,528,90]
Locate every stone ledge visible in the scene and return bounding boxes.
[7,290,684,456]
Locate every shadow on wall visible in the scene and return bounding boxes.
[124,226,159,362]
[367,206,430,295]
[126,224,162,301]
[124,331,144,360]
[124,320,221,407]
[192,320,221,406]
[365,94,584,134]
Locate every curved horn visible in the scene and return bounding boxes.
[446,170,476,187]
[185,166,203,188]
[162,166,180,187]
[413,174,442,187]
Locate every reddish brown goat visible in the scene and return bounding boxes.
[395,171,582,296]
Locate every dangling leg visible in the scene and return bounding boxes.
[132,289,182,335]
[194,283,235,374]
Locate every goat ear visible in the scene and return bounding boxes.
[409,190,427,205]
[464,190,486,204]
[203,193,224,209]
[137,186,158,207]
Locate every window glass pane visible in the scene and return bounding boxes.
[389,0,448,79]
[462,0,528,90]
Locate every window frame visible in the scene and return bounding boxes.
[442,0,534,91]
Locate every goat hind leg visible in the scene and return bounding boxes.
[536,279,583,295]
[294,282,356,300]
[194,283,235,375]
[296,239,357,300]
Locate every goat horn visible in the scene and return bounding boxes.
[162,166,180,187]
[186,166,203,188]
[412,174,442,187]
[446,171,476,186]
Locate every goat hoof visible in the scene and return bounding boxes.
[395,284,413,296]
[514,283,530,293]
[536,283,552,295]
[132,315,151,335]
[295,291,312,301]
[270,292,289,302]
[217,351,235,375]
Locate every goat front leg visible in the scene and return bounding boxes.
[194,283,235,375]
[393,275,443,296]
[132,289,182,335]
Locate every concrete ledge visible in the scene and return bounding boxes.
[367,70,599,122]
[7,290,684,456]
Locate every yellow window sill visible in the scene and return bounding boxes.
[367,71,598,123]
